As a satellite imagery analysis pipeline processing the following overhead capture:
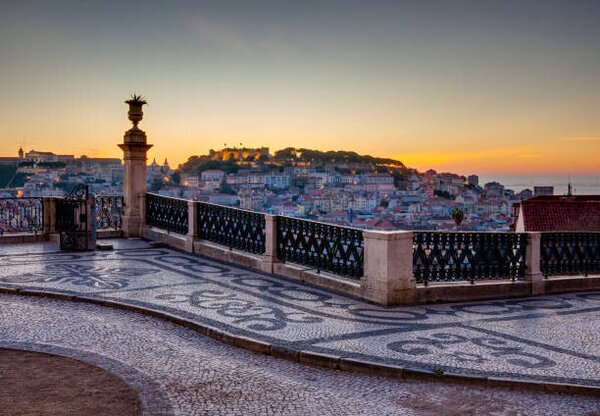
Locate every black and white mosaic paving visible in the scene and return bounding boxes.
[2,294,599,415]
[1,240,600,388]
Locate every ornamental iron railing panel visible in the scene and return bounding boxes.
[0,197,43,235]
[145,193,188,235]
[541,232,600,277]
[413,232,528,285]
[95,195,124,230]
[56,184,90,251]
[197,203,266,254]
[277,217,364,279]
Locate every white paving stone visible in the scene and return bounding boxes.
[1,294,599,416]
[1,240,600,388]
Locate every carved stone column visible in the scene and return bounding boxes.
[119,95,152,238]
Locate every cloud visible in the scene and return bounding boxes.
[184,15,255,56]
[182,14,299,60]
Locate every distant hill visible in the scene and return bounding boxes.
[273,148,406,168]
[179,156,238,174]
[178,147,407,175]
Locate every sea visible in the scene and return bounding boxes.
[478,175,600,195]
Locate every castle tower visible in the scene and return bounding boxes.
[18,147,24,159]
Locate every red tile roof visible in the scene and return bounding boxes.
[518,195,600,231]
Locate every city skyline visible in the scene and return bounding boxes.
[1,1,599,175]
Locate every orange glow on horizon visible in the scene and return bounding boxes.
[1,102,598,177]
[3,138,598,177]
[395,142,600,176]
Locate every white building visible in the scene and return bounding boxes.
[201,170,225,182]
[264,174,291,190]
[182,175,200,188]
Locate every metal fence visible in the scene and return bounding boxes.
[541,232,600,277]
[0,197,43,235]
[413,232,528,285]
[145,193,189,235]
[197,203,266,254]
[72,193,600,283]
[277,217,364,279]
[95,195,124,230]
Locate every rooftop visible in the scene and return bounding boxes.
[516,195,600,231]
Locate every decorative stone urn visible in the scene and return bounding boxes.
[125,94,147,128]
[123,94,148,144]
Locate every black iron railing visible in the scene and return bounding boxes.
[197,203,266,254]
[541,232,600,277]
[277,217,364,279]
[413,232,528,285]
[145,193,188,235]
[0,197,43,235]
[95,195,124,230]
[56,184,90,251]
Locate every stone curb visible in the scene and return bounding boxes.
[2,287,600,397]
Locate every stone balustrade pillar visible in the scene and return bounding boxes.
[119,95,152,238]
[361,230,416,305]
[525,232,545,295]
[186,200,198,251]
[42,197,58,236]
[261,214,279,273]
[86,196,97,249]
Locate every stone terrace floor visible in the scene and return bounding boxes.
[2,294,600,415]
[1,240,600,396]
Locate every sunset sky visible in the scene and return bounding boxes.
[1,1,598,176]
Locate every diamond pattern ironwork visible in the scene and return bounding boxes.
[413,232,528,285]
[197,203,266,254]
[277,217,364,279]
[145,193,188,235]
[541,232,600,277]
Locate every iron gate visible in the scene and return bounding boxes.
[56,184,90,250]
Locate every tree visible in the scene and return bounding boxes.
[220,180,236,195]
[451,208,465,230]
[0,165,17,188]
[434,190,452,199]
[149,177,164,192]
[273,147,297,162]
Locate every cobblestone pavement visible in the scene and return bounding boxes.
[1,294,599,415]
[1,240,600,390]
